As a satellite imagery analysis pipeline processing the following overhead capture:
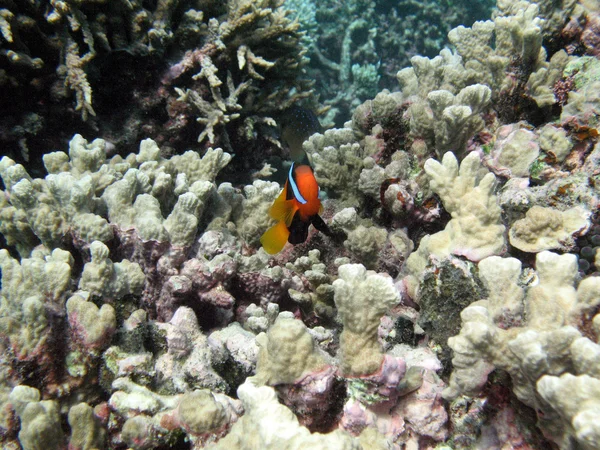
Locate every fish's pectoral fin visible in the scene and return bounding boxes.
[311,215,347,243]
[287,213,310,244]
[260,221,290,254]
[311,214,332,235]
[269,199,297,227]
[268,187,298,226]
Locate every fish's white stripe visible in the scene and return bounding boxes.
[288,163,307,204]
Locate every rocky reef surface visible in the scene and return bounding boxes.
[1,0,600,449]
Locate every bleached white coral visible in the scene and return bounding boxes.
[509,205,590,252]
[537,374,600,450]
[1,135,233,254]
[445,251,600,448]
[398,3,563,159]
[208,379,360,449]
[406,151,505,279]
[164,192,202,247]
[170,148,232,184]
[333,264,400,376]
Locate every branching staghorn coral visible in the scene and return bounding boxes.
[164,0,313,153]
[1,0,313,180]
[1,0,188,124]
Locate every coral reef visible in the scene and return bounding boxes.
[287,0,495,125]
[2,0,600,448]
[333,264,400,376]
[445,252,600,449]
[1,0,312,182]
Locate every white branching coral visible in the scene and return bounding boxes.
[445,251,600,449]
[63,41,96,121]
[165,0,310,149]
[406,151,506,279]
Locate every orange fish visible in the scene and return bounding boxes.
[260,163,333,254]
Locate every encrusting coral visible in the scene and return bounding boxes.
[509,205,590,252]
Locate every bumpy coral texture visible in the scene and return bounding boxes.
[406,151,506,285]
[445,252,600,449]
[509,205,590,252]
[333,264,400,376]
[253,314,327,385]
[2,0,600,448]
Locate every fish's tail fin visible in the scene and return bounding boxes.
[260,220,290,254]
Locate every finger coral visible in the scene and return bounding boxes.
[445,251,600,448]
[333,264,400,376]
[2,0,600,448]
[406,151,506,279]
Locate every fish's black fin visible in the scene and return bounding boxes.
[288,213,310,244]
[311,215,347,244]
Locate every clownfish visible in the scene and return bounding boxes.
[260,163,335,254]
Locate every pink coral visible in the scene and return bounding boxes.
[581,13,600,56]
[340,356,407,437]
[275,366,342,433]
[394,369,448,443]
